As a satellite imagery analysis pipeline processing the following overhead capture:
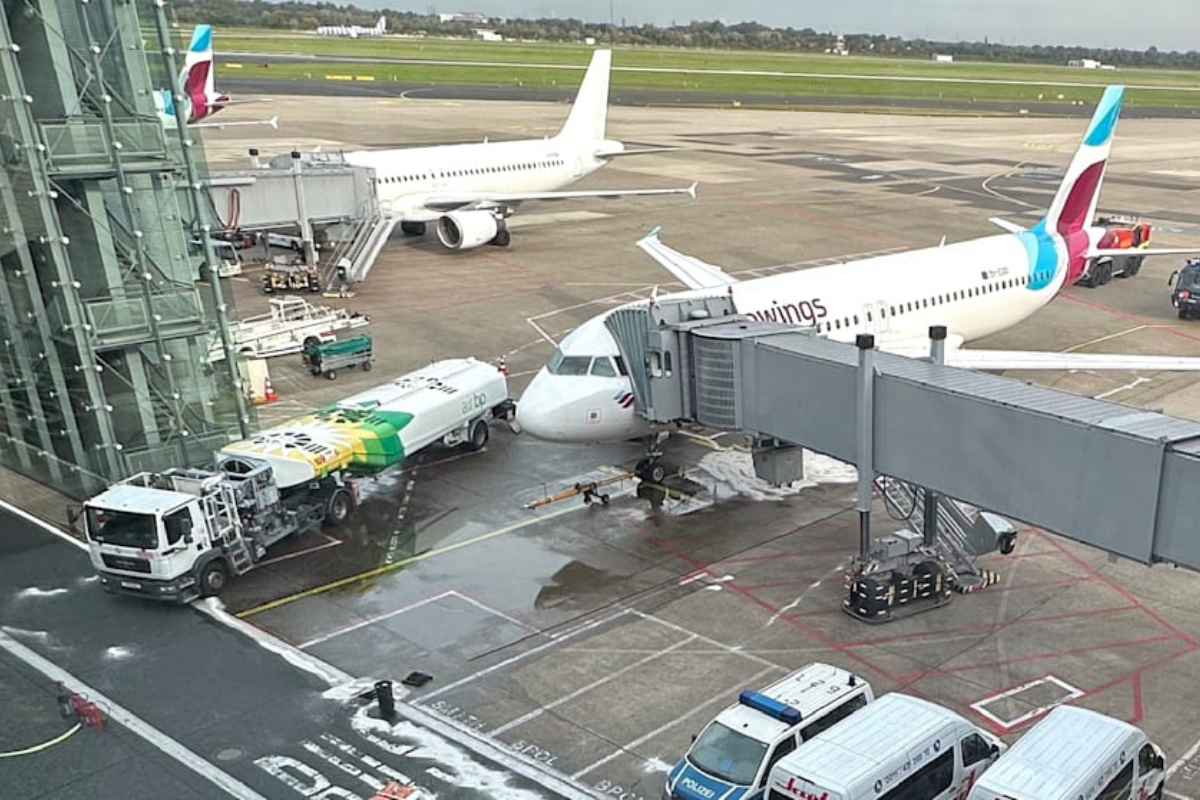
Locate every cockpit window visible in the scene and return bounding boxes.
[547,351,592,376]
[590,357,617,377]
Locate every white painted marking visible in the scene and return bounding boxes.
[0,628,268,799]
[198,600,593,797]
[1096,376,1151,400]
[572,665,779,780]
[1165,790,1196,800]
[630,609,784,670]
[0,496,85,550]
[1166,731,1200,780]
[970,675,1084,730]
[451,591,542,634]
[104,645,134,661]
[419,609,632,701]
[1,626,49,641]
[488,636,698,737]
[296,591,457,650]
[256,534,345,567]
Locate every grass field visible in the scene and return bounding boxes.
[201,29,1200,110]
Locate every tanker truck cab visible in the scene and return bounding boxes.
[665,663,874,800]
[966,705,1165,800]
[766,692,1005,800]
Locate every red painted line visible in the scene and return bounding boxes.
[935,633,1177,674]
[1060,292,1200,344]
[840,603,1141,648]
[648,534,899,682]
[718,544,853,565]
[979,576,1090,593]
[978,548,1064,562]
[1131,671,1144,725]
[1033,530,1200,647]
[740,577,840,591]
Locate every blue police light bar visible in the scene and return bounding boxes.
[738,690,802,725]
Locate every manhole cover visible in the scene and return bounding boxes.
[214,747,245,762]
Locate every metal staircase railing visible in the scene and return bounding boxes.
[876,475,983,579]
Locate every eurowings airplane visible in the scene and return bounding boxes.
[154,25,278,131]
[316,16,387,37]
[340,49,696,251]
[517,85,1200,454]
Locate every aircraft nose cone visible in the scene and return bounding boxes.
[516,372,566,442]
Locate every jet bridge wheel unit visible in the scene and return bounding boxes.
[843,558,956,624]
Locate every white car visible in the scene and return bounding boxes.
[264,232,304,251]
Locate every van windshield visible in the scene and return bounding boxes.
[687,722,767,786]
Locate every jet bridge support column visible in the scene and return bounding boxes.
[923,326,947,548]
[856,334,876,559]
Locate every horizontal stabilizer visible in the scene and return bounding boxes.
[944,349,1200,371]
[594,145,680,158]
[636,228,738,290]
[424,183,696,213]
[989,217,1027,234]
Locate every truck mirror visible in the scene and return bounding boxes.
[1169,271,1178,285]
[990,743,1000,757]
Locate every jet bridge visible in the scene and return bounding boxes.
[605,297,1200,572]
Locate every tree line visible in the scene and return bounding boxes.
[169,0,1200,70]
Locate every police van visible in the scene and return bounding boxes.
[766,692,1005,800]
[967,705,1166,800]
[663,663,874,800]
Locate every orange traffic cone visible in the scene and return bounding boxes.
[263,376,279,403]
[498,355,509,377]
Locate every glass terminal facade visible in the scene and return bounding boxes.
[0,0,252,498]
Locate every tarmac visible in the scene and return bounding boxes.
[6,96,1200,798]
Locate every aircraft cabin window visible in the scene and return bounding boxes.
[591,358,617,377]
[890,306,897,316]
[853,314,859,325]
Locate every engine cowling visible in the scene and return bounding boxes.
[436,211,499,250]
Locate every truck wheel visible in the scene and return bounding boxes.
[362,360,373,372]
[326,370,337,380]
[1181,310,1190,320]
[465,419,489,451]
[999,532,1018,555]
[325,489,353,527]
[198,560,229,597]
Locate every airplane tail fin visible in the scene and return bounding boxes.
[1035,86,1123,286]
[179,25,228,123]
[376,16,386,33]
[557,49,611,144]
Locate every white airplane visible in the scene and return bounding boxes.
[516,85,1200,471]
[154,25,278,131]
[340,49,696,251]
[316,16,387,38]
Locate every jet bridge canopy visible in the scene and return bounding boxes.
[606,300,1200,571]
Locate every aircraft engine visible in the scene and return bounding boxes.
[436,211,499,250]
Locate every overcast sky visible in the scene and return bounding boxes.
[369,0,1197,51]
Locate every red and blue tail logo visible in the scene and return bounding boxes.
[1019,85,1123,292]
[179,25,228,123]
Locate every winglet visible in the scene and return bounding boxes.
[687,182,698,200]
[645,226,662,241]
[268,115,279,130]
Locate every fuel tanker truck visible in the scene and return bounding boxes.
[82,358,514,601]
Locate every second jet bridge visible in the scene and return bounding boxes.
[605,297,1200,572]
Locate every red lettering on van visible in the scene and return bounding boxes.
[783,776,829,800]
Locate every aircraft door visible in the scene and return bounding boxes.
[863,301,890,335]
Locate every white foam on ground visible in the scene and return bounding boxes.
[198,598,352,686]
[352,710,548,800]
[643,757,673,774]
[322,677,410,704]
[694,449,856,501]
[16,586,69,599]
[104,645,134,660]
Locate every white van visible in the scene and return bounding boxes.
[664,663,874,800]
[766,693,1005,800]
[967,705,1166,800]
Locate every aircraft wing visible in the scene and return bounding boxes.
[880,335,1200,371]
[942,349,1200,371]
[636,227,739,290]
[1088,247,1200,258]
[423,183,696,212]
[191,115,278,130]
